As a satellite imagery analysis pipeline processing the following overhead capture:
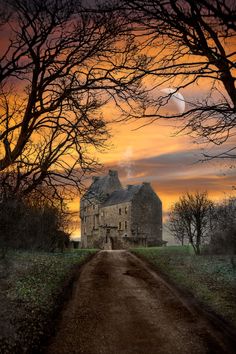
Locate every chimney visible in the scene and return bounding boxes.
[108,170,118,177]
[142,182,150,186]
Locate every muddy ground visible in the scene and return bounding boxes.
[45,250,236,354]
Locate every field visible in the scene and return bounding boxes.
[0,249,97,353]
[1,247,236,353]
[132,246,236,328]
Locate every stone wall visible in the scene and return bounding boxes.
[80,198,100,248]
[131,183,162,246]
[100,201,132,238]
[80,170,122,248]
[80,171,163,249]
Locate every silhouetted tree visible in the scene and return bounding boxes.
[122,0,236,158]
[0,0,147,196]
[168,192,213,254]
[166,212,186,246]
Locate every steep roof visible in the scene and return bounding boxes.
[102,185,142,207]
[82,170,122,202]
[82,170,161,207]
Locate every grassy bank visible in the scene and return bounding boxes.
[132,246,236,328]
[0,249,97,353]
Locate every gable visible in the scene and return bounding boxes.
[82,170,122,202]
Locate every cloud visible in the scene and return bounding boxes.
[71,147,236,239]
[105,148,235,206]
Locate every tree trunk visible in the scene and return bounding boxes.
[195,244,201,255]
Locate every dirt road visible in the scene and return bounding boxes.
[45,251,235,354]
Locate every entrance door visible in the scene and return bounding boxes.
[105,228,110,243]
[104,229,112,250]
[109,237,114,250]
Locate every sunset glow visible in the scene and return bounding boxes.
[1,0,235,244]
[70,107,236,240]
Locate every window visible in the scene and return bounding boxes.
[125,221,128,230]
[125,206,128,214]
[119,208,122,215]
[119,222,122,230]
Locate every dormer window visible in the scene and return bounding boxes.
[119,208,122,215]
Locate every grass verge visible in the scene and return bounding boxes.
[0,249,97,353]
[132,246,236,328]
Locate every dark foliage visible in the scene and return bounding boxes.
[206,197,236,261]
[0,198,70,256]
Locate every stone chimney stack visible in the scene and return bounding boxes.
[142,182,150,186]
[105,170,122,194]
[108,170,118,177]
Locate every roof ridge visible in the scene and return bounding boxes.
[101,184,142,207]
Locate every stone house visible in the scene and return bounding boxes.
[80,170,163,249]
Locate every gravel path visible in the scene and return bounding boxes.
[45,250,235,354]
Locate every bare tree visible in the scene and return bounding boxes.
[121,0,236,158]
[0,0,147,197]
[166,211,186,246]
[168,191,213,254]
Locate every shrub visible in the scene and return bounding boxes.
[0,198,70,256]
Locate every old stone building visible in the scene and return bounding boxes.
[80,170,163,249]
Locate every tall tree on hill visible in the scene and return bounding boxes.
[122,0,236,159]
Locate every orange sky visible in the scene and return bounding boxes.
[70,92,236,240]
[1,58,234,241]
[1,16,235,242]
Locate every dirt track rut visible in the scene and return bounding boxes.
[45,250,235,354]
